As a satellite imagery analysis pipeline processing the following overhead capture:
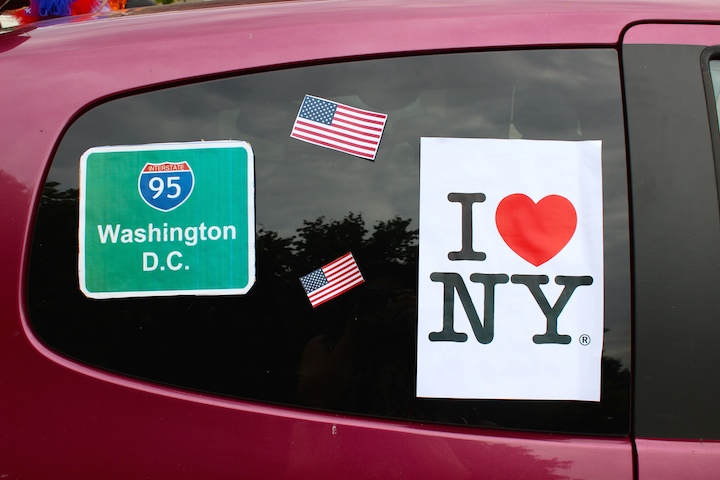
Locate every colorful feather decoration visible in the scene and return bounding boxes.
[9,0,126,25]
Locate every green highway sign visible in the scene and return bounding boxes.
[79,141,255,299]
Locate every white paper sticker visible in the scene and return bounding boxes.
[417,138,604,401]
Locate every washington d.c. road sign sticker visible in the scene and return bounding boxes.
[79,141,255,299]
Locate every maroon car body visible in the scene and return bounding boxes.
[2,0,720,478]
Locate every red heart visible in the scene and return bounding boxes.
[495,194,577,266]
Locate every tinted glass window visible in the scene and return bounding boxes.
[30,49,630,434]
[709,60,720,128]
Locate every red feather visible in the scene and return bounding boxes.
[70,0,100,15]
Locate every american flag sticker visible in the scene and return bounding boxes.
[291,95,388,160]
[300,252,365,308]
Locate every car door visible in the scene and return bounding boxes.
[1,4,635,478]
[623,23,720,479]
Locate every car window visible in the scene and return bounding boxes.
[709,60,720,125]
[29,49,630,435]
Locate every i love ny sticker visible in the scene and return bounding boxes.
[417,138,603,401]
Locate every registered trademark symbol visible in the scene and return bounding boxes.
[579,334,591,346]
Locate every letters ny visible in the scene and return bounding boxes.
[430,193,593,345]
